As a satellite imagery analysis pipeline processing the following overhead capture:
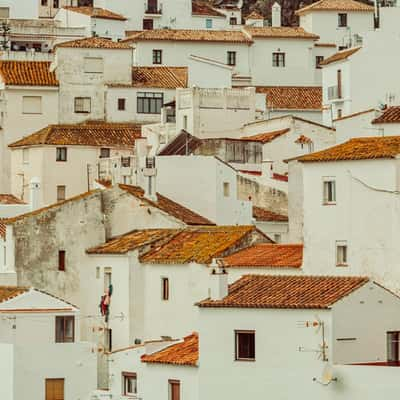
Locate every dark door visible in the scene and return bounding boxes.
[143,19,154,30]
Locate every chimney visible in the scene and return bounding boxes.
[209,259,228,301]
[29,177,41,211]
[143,156,157,201]
[272,2,281,27]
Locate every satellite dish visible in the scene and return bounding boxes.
[313,363,338,385]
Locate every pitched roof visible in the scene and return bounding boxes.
[87,229,177,254]
[197,275,369,308]
[320,46,361,66]
[119,184,214,226]
[294,136,400,162]
[244,26,319,40]
[0,194,25,205]
[9,121,142,148]
[222,244,303,268]
[192,1,225,17]
[63,6,127,20]
[132,66,188,89]
[241,128,290,143]
[0,286,29,304]
[333,108,375,122]
[122,29,252,44]
[55,37,132,49]
[139,226,265,264]
[0,61,58,86]
[253,206,288,222]
[158,130,202,156]
[296,0,374,15]
[256,86,322,110]
[372,106,400,124]
[245,11,264,19]
[141,333,198,366]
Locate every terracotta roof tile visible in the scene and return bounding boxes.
[122,29,252,44]
[222,244,302,268]
[0,220,6,239]
[295,136,400,162]
[295,134,312,144]
[256,86,322,110]
[132,66,188,89]
[320,46,361,66]
[139,226,266,264]
[87,229,177,254]
[158,130,202,156]
[119,184,214,226]
[55,37,132,49]
[241,128,290,143]
[372,106,400,124]
[9,121,142,148]
[0,61,58,86]
[333,108,375,122]
[64,6,127,20]
[142,333,198,366]
[245,26,319,40]
[245,11,264,19]
[197,275,369,308]
[253,206,288,222]
[314,43,337,47]
[0,194,25,204]
[192,1,225,17]
[0,286,29,304]
[296,0,374,15]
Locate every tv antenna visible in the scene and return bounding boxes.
[297,315,328,361]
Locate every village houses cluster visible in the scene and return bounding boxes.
[1,0,400,399]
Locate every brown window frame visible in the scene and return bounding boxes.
[58,250,66,271]
[387,331,400,364]
[152,49,162,65]
[162,277,169,301]
[118,98,126,111]
[122,372,137,396]
[272,52,285,67]
[235,330,255,361]
[338,13,347,27]
[55,316,75,343]
[168,379,180,400]
[143,18,154,30]
[56,147,67,162]
[230,17,237,25]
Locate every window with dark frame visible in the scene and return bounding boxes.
[105,328,112,352]
[74,97,91,113]
[55,316,74,343]
[338,13,347,27]
[316,55,324,69]
[323,179,336,204]
[53,0,59,8]
[122,372,137,396]
[227,51,236,66]
[56,147,67,162]
[117,98,126,111]
[162,277,169,301]
[387,332,400,364]
[230,17,237,25]
[272,52,285,67]
[152,49,162,64]
[137,92,163,114]
[169,379,180,400]
[41,0,48,5]
[143,18,154,29]
[235,330,255,361]
[58,250,66,271]
[100,148,110,159]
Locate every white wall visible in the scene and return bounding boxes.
[0,0,38,19]
[0,344,13,400]
[188,57,232,89]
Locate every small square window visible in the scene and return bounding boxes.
[100,148,110,159]
[338,13,347,27]
[118,98,126,111]
[74,97,91,113]
[58,250,66,271]
[323,178,336,204]
[57,185,66,201]
[55,316,74,343]
[230,17,237,25]
[206,18,213,29]
[161,277,169,301]
[152,49,162,64]
[272,52,285,67]
[336,241,348,266]
[56,147,67,162]
[122,372,137,396]
[235,330,255,361]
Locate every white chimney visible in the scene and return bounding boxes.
[143,156,157,202]
[209,259,228,301]
[272,2,281,27]
[29,177,41,211]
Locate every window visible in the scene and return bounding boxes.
[100,148,110,159]
[337,109,342,119]
[57,185,66,202]
[45,378,64,400]
[105,328,112,352]
[235,330,255,361]
[0,7,10,18]
[22,96,42,114]
[74,97,91,113]
[316,55,324,69]
[337,69,342,99]
[152,49,162,64]
[183,115,188,130]
[22,148,29,165]
[118,98,126,111]
[206,18,213,29]
[55,316,74,343]
[274,234,281,243]
[387,332,400,363]
[162,277,169,301]
[122,372,137,396]
[230,17,237,25]
[338,13,347,27]
[84,57,103,73]
[169,380,180,400]
[137,92,163,114]
[58,250,66,271]
[56,147,67,162]
[336,241,348,266]
[323,178,336,204]
[143,18,154,30]
[223,182,230,197]
[272,52,285,67]
[227,51,236,66]
[53,0,59,8]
